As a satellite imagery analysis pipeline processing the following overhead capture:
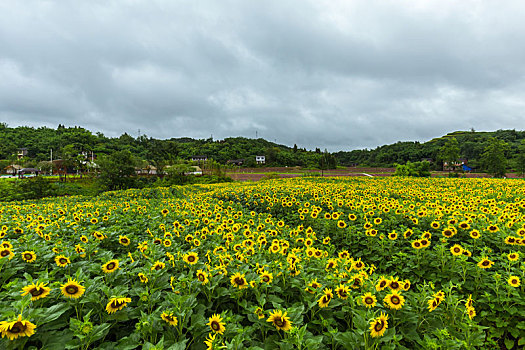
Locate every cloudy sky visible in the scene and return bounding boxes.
[1,1,525,151]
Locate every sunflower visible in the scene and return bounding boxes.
[375,276,389,291]
[411,240,422,249]
[21,251,37,263]
[102,259,119,273]
[161,311,178,326]
[151,261,165,271]
[427,298,440,312]
[259,271,273,285]
[254,307,265,319]
[337,220,347,229]
[487,225,499,233]
[204,332,216,350]
[207,314,226,334]
[335,284,349,300]
[119,236,130,246]
[450,244,463,256]
[267,310,292,331]
[106,297,131,314]
[61,279,85,299]
[183,252,199,265]
[0,314,37,340]
[384,291,405,310]
[21,282,51,301]
[197,269,209,285]
[55,255,70,267]
[388,277,402,291]
[230,272,248,289]
[138,273,148,283]
[507,252,519,261]
[361,292,377,308]
[388,231,398,240]
[508,276,520,287]
[318,288,333,308]
[477,257,494,269]
[369,312,389,338]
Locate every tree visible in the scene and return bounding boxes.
[515,140,525,176]
[438,138,460,171]
[482,138,509,178]
[97,150,138,190]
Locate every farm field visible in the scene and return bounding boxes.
[0,177,524,349]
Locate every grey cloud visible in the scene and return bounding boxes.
[1,0,525,151]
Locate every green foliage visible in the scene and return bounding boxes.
[482,138,509,178]
[393,161,431,177]
[97,150,139,191]
[439,138,460,170]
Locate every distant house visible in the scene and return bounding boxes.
[256,155,265,164]
[191,155,208,162]
[443,158,468,171]
[227,159,244,166]
[17,148,28,160]
[4,164,22,175]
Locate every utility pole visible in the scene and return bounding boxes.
[50,149,53,175]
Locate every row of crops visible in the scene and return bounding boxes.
[0,177,524,349]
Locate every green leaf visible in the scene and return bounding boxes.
[504,338,514,350]
[38,303,71,324]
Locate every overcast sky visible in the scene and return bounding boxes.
[1,1,525,151]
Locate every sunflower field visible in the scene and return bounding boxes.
[0,177,524,349]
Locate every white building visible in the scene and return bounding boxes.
[256,155,265,164]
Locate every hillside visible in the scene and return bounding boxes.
[334,129,525,169]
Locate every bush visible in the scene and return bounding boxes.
[394,161,431,177]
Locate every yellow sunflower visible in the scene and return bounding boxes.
[21,282,51,301]
[161,311,178,326]
[384,291,405,310]
[151,261,165,271]
[508,276,520,287]
[259,271,273,285]
[0,314,37,340]
[361,292,377,308]
[183,252,199,265]
[106,297,131,314]
[54,255,70,267]
[450,244,463,256]
[21,251,37,263]
[60,279,86,299]
[266,310,292,332]
[369,312,389,337]
[102,259,119,273]
[318,288,333,308]
[335,284,350,300]
[230,272,248,289]
[207,314,226,334]
[119,235,130,246]
[197,269,209,285]
[138,273,148,283]
[477,257,494,269]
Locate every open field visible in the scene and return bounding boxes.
[0,177,524,349]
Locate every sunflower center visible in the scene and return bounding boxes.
[188,256,195,262]
[365,297,374,304]
[234,278,245,285]
[274,317,284,327]
[374,321,384,332]
[198,275,205,281]
[107,262,116,270]
[112,300,125,308]
[482,261,489,266]
[10,324,23,333]
[31,288,44,296]
[66,286,79,294]
[24,254,33,260]
[262,276,269,282]
[391,296,400,304]
[1,250,9,257]
[390,282,399,289]
[211,321,220,331]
